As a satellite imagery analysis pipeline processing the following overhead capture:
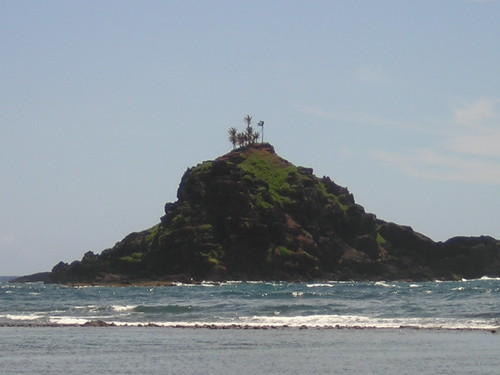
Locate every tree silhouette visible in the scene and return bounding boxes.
[236,132,246,147]
[252,131,260,143]
[228,115,264,149]
[244,115,252,127]
[245,123,254,142]
[228,127,238,149]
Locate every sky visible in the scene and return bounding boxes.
[1,0,500,275]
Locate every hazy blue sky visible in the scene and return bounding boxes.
[2,1,499,275]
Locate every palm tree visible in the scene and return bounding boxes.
[236,132,246,147]
[252,131,260,143]
[245,123,255,144]
[227,115,262,149]
[228,127,237,149]
[244,115,252,127]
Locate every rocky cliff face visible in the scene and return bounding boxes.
[46,143,500,283]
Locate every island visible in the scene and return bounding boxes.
[14,121,500,284]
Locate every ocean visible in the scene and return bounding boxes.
[1,277,499,374]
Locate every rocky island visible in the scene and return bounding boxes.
[16,133,500,284]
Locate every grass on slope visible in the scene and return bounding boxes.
[237,149,297,204]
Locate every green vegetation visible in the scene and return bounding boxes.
[202,246,225,266]
[120,252,143,263]
[277,246,293,256]
[145,224,160,245]
[228,115,263,148]
[376,232,388,246]
[254,191,273,209]
[194,161,213,172]
[238,149,296,204]
[317,181,349,212]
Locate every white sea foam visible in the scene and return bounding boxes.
[49,316,92,325]
[459,276,500,282]
[479,276,500,281]
[306,283,335,288]
[374,281,397,288]
[112,305,137,312]
[229,315,498,330]
[2,314,41,321]
[91,314,499,330]
[228,281,280,287]
[5,312,497,330]
[200,281,218,287]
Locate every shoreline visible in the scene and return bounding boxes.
[9,276,500,288]
[0,320,497,333]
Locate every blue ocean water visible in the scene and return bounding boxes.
[1,278,499,329]
[1,326,499,375]
[1,278,500,374]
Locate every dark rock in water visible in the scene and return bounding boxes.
[20,143,500,284]
[437,236,500,279]
[10,272,50,283]
[81,320,115,327]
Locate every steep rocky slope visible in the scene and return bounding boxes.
[39,144,500,283]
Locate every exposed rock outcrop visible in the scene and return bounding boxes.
[25,143,500,284]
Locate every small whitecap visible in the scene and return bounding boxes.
[4,313,41,321]
[306,283,335,288]
[112,305,137,312]
[374,281,395,288]
[49,317,90,325]
[479,276,500,281]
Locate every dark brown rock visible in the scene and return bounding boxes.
[15,143,499,284]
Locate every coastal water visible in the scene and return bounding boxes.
[2,278,500,329]
[1,278,499,374]
[1,326,499,375]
